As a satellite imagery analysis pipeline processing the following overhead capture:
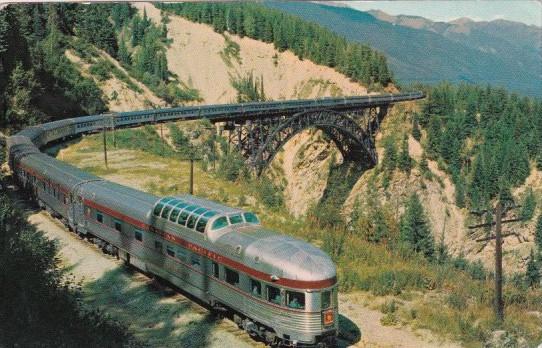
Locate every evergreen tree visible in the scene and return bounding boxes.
[412,116,421,141]
[0,9,8,73]
[535,214,542,250]
[398,134,412,174]
[400,193,435,259]
[382,137,397,173]
[4,62,42,128]
[117,39,131,66]
[525,249,540,288]
[520,188,536,221]
[31,6,45,41]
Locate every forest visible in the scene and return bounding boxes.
[0,3,200,133]
[417,83,542,209]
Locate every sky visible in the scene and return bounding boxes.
[340,1,542,27]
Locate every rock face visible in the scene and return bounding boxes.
[279,130,340,217]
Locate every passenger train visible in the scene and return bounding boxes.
[7,92,424,347]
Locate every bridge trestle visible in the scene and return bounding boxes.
[221,105,388,175]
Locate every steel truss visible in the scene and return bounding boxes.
[223,106,388,175]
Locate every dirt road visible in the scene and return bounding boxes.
[26,207,461,348]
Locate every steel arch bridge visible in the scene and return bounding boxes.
[224,106,387,175]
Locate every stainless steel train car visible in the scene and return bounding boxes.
[7,92,424,347]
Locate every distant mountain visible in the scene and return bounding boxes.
[265,2,542,97]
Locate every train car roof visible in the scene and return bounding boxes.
[20,153,98,189]
[214,225,337,282]
[79,180,159,222]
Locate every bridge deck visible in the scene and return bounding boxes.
[117,91,425,123]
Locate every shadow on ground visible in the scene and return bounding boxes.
[338,314,362,347]
[83,267,216,347]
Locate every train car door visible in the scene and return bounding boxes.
[70,188,87,235]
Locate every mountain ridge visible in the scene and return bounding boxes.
[266,1,542,97]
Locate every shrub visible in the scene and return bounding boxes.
[255,177,284,209]
[89,60,111,81]
[217,149,247,181]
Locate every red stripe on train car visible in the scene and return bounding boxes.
[84,198,336,290]
[17,163,70,194]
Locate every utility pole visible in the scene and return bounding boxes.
[468,200,521,324]
[179,144,202,196]
[102,117,108,169]
[111,114,116,148]
[189,157,194,195]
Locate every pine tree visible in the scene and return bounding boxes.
[535,214,542,250]
[412,116,421,141]
[520,188,536,221]
[525,249,540,288]
[117,39,131,66]
[32,6,45,41]
[382,137,397,173]
[400,193,435,259]
[398,134,412,174]
[0,8,8,73]
[4,62,41,128]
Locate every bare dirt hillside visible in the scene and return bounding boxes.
[65,49,166,111]
[133,3,368,104]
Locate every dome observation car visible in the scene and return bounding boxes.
[151,195,261,235]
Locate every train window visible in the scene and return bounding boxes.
[177,247,188,262]
[193,207,208,216]
[321,291,331,309]
[195,218,208,233]
[186,214,198,229]
[178,211,190,225]
[212,262,219,278]
[225,268,239,286]
[154,240,163,252]
[154,197,175,216]
[97,211,104,223]
[166,245,175,258]
[250,279,261,297]
[286,291,305,310]
[161,202,178,218]
[153,203,165,216]
[135,230,143,242]
[114,220,122,232]
[211,217,229,230]
[191,254,201,267]
[267,286,282,305]
[228,214,243,224]
[184,205,199,214]
[169,208,181,222]
[203,211,218,218]
[243,212,259,224]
